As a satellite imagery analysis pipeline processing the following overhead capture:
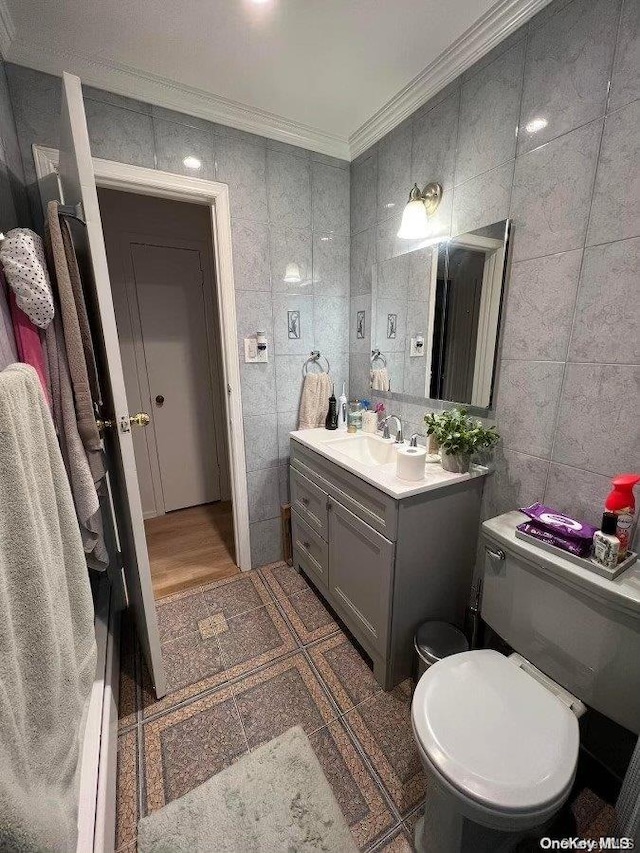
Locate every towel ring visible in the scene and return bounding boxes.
[371,349,387,367]
[302,350,330,377]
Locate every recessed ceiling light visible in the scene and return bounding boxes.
[525,117,548,134]
[251,0,271,4]
[183,156,202,170]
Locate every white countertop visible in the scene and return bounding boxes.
[290,428,488,499]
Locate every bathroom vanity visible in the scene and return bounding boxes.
[289,429,486,688]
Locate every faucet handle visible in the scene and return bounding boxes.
[382,423,391,439]
[409,433,424,447]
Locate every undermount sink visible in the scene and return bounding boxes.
[325,434,397,466]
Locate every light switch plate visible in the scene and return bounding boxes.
[244,337,268,363]
[410,336,425,357]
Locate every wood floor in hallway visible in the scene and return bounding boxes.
[144,502,238,599]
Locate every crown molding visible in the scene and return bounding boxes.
[0,0,15,59]
[349,0,551,159]
[6,37,351,160]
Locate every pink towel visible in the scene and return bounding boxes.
[9,289,52,408]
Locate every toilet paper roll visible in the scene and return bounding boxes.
[396,444,427,482]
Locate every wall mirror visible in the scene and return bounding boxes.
[369,219,511,414]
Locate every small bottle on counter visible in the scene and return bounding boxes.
[347,400,362,433]
[592,512,621,570]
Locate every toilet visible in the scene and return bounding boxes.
[411,510,640,853]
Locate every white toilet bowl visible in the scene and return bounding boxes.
[411,649,581,853]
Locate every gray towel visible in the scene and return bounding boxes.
[0,364,97,853]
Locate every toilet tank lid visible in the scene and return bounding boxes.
[482,511,640,618]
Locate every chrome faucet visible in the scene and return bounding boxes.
[381,414,404,443]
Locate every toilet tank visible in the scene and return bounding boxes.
[480,511,640,734]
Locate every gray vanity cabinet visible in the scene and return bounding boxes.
[290,437,483,689]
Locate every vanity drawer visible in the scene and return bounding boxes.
[291,440,398,541]
[290,467,328,538]
[291,510,328,589]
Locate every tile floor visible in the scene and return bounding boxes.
[116,562,616,852]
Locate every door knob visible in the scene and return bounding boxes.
[129,412,150,428]
[155,395,165,407]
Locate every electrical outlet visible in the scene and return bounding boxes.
[410,335,425,357]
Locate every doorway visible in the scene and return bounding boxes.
[98,188,238,599]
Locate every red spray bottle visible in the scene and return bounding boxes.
[605,474,640,561]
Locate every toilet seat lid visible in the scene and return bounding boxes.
[412,650,579,813]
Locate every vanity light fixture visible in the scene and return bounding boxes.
[182,156,202,170]
[397,182,443,239]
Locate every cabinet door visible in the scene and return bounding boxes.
[328,499,394,655]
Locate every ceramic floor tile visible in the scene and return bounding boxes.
[201,570,272,618]
[115,728,138,851]
[143,685,248,812]
[162,631,226,693]
[278,587,340,645]
[308,631,381,713]
[118,613,137,731]
[260,561,310,601]
[216,603,298,678]
[155,587,210,643]
[233,652,338,749]
[141,632,229,719]
[372,825,414,852]
[345,680,426,816]
[308,718,395,850]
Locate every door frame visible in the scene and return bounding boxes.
[33,144,251,571]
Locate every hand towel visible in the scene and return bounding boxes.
[371,367,390,391]
[298,371,332,430]
[0,363,97,853]
[0,227,55,327]
[45,314,107,565]
[8,287,52,407]
[45,201,103,466]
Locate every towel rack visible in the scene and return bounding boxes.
[302,350,330,377]
[371,349,387,367]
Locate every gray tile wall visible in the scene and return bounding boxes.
[5,63,350,567]
[0,58,29,231]
[350,0,640,536]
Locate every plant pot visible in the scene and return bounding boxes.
[441,452,470,474]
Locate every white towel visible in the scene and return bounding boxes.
[371,367,390,391]
[0,364,97,853]
[0,228,55,328]
[298,372,332,429]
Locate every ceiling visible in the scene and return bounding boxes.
[2,0,550,158]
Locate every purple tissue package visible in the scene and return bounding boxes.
[517,503,598,558]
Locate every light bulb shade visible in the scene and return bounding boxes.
[283,262,302,284]
[397,198,430,239]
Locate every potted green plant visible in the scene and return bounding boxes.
[424,408,499,473]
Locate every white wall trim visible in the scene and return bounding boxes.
[33,144,252,573]
[349,0,551,159]
[0,0,15,59]
[10,38,350,159]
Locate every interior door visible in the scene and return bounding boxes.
[58,71,166,697]
[132,242,221,511]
